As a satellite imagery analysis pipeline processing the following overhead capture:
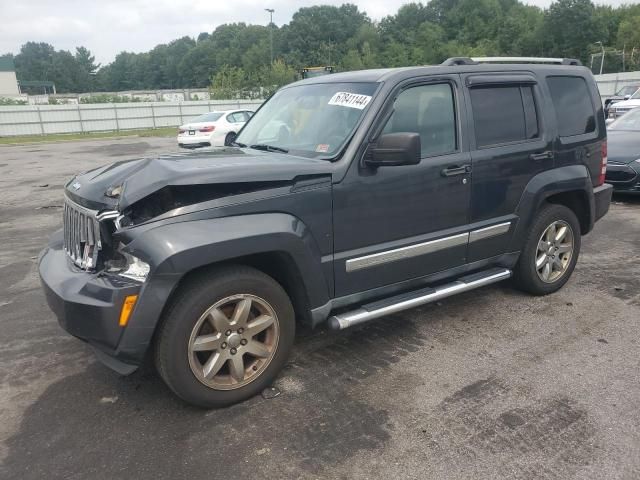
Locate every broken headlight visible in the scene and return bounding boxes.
[106,244,150,282]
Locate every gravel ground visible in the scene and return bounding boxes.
[1,137,639,480]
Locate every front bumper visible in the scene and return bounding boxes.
[605,162,640,194]
[39,229,143,374]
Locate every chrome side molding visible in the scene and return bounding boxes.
[345,233,468,272]
[345,222,512,272]
[328,268,511,330]
[469,222,511,243]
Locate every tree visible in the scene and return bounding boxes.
[4,0,638,94]
[282,4,371,66]
[14,42,56,81]
[541,0,605,62]
[210,65,250,99]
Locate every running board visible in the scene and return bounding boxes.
[328,268,511,330]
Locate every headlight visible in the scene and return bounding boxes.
[119,251,150,281]
[106,245,150,282]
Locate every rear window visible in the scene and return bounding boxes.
[470,85,539,147]
[194,112,223,123]
[546,76,596,137]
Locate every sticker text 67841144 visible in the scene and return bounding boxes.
[328,92,372,110]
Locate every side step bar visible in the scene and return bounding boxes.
[328,268,511,330]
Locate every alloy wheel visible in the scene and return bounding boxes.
[535,220,574,283]
[187,294,279,390]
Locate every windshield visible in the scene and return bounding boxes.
[630,89,640,100]
[236,82,378,158]
[616,85,638,96]
[193,112,223,123]
[609,107,640,131]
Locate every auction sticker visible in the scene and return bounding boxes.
[328,92,372,110]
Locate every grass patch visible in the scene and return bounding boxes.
[0,127,176,145]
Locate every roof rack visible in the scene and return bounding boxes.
[441,56,582,66]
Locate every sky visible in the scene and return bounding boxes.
[0,0,633,65]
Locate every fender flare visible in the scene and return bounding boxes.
[115,213,330,363]
[508,165,594,252]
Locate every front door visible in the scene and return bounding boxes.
[332,77,472,296]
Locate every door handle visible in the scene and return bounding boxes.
[530,151,554,162]
[441,164,471,177]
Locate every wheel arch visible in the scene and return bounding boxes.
[162,251,313,328]
[545,190,591,234]
[115,213,331,364]
[509,165,595,251]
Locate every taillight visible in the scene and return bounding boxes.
[199,126,215,132]
[178,129,185,134]
[598,140,607,186]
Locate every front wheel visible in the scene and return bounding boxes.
[513,204,581,295]
[154,266,295,408]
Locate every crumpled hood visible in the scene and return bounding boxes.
[607,130,640,164]
[65,147,332,211]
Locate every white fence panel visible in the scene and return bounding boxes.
[594,71,640,98]
[0,99,264,137]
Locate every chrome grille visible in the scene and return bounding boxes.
[63,197,102,269]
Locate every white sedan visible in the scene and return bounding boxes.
[177,110,253,148]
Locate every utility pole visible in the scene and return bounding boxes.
[596,41,605,75]
[622,44,626,72]
[265,8,274,67]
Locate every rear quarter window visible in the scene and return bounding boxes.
[546,76,596,137]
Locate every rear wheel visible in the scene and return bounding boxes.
[155,266,295,408]
[513,204,581,295]
[224,132,237,146]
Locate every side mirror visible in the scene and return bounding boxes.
[366,132,421,167]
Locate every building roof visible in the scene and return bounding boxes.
[0,57,15,73]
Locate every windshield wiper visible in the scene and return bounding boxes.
[231,141,247,147]
[249,144,289,153]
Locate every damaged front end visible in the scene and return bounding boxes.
[58,148,333,281]
[62,194,149,283]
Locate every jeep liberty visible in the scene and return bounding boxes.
[39,57,613,407]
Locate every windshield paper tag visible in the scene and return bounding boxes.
[328,92,372,110]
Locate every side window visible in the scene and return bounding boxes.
[226,113,238,123]
[382,83,457,157]
[546,76,596,137]
[470,85,539,148]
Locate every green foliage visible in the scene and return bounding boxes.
[80,94,144,104]
[5,0,639,95]
[0,97,27,105]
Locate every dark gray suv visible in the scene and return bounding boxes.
[39,57,613,407]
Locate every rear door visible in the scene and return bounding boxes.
[462,73,551,262]
[545,75,603,186]
[226,112,243,130]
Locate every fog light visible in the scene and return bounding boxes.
[119,295,138,327]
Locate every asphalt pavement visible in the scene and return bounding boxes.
[1,137,638,479]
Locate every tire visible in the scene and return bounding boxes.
[224,132,237,146]
[155,265,295,408]
[513,203,581,296]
